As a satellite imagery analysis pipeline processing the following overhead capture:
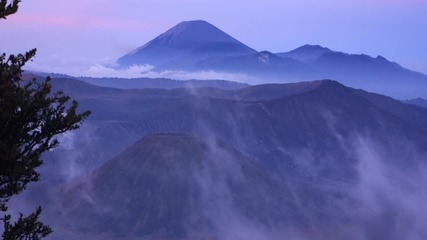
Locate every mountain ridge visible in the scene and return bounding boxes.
[114,20,427,98]
[45,77,427,240]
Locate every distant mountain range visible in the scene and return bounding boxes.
[14,76,426,240]
[115,20,427,99]
[404,97,427,108]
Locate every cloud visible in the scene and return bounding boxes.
[349,136,427,240]
[86,64,154,78]
[84,63,259,83]
[140,69,259,83]
[25,60,259,84]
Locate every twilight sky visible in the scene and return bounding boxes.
[0,0,426,77]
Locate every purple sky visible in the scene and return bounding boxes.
[0,0,426,76]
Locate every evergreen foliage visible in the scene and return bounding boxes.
[0,1,91,238]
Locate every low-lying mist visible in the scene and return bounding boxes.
[5,79,427,240]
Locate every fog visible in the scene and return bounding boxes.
[186,133,427,240]
[4,81,427,240]
[26,63,260,84]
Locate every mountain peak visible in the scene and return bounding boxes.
[117,20,255,67]
[158,20,239,46]
[277,44,334,63]
[179,19,210,24]
[375,55,390,62]
[174,20,214,28]
[296,44,332,52]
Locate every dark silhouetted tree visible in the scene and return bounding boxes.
[0,1,91,239]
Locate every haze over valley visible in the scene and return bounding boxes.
[1,1,427,240]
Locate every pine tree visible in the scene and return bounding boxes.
[0,1,91,238]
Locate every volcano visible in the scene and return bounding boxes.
[46,79,427,240]
[117,20,255,68]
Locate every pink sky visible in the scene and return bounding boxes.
[0,0,426,75]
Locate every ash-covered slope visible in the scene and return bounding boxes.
[59,134,297,240]
[44,79,427,240]
[117,20,255,68]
